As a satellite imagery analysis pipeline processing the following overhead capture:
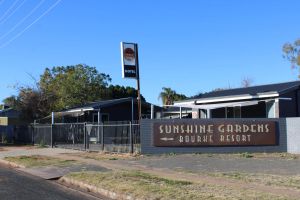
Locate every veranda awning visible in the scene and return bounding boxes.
[172,100,260,110]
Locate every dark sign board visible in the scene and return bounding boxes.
[123,65,137,78]
[121,42,138,79]
[153,120,277,147]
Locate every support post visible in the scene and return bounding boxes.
[135,43,142,122]
[51,112,54,148]
[207,109,211,119]
[151,104,154,119]
[51,112,54,124]
[131,97,134,123]
[179,107,182,119]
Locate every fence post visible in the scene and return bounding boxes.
[50,124,53,148]
[98,109,101,144]
[86,124,90,151]
[84,123,87,151]
[99,122,104,151]
[101,123,104,151]
[129,121,133,154]
[51,112,55,148]
[32,120,36,145]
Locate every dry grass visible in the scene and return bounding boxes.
[66,170,294,200]
[248,152,299,160]
[209,172,300,190]
[4,155,78,168]
[63,151,299,161]
[202,152,299,160]
[65,152,141,161]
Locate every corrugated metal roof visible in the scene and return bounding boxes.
[64,97,134,111]
[185,80,300,101]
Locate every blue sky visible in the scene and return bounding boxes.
[0,0,299,105]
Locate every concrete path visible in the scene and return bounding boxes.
[19,164,109,179]
[0,146,80,159]
[0,146,108,179]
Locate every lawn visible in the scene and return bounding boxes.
[65,152,139,161]
[209,171,300,190]
[65,170,294,200]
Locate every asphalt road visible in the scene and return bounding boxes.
[0,164,103,200]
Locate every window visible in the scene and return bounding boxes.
[101,114,109,122]
[92,113,109,123]
[233,106,241,118]
[93,114,98,123]
[211,108,226,118]
[211,107,241,118]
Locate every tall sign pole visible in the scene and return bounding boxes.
[121,42,141,121]
[135,43,142,121]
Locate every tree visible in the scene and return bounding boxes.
[283,39,300,77]
[17,87,47,120]
[2,86,49,121]
[158,87,187,105]
[211,88,227,92]
[241,77,253,88]
[2,95,18,108]
[107,85,145,101]
[39,64,111,111]
[4,64,146,121]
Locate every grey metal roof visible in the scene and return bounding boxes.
[0,108,20,118]
[65,97,134,111]
[64,98,162,112]
[184,81,300,101]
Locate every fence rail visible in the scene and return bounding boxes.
[32,122,140,153]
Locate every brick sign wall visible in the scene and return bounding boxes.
[140,119,287,154]
[153,121,277,147]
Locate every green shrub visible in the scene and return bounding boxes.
[240,152,253,158]
[38,140,47,148]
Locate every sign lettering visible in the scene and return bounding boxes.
[153,121,277,146]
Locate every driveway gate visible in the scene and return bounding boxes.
[33,121,140,153]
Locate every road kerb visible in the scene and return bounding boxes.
[59,176,135,200]
[0,159,26,168]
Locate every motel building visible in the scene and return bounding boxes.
[173,81,300,119]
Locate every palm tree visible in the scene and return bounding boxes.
[158,87,176,106]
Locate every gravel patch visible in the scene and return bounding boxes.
[110,153,300,175]
[0,146,82,159]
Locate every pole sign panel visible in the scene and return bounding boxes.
[121,42,138,79]
[153,120,277,147]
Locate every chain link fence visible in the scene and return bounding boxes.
[32,121,140,153]
[0,125,33,144]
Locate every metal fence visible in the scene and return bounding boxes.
[0,125,33,144]
[32,121,140,153]
[33,124,52,146]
